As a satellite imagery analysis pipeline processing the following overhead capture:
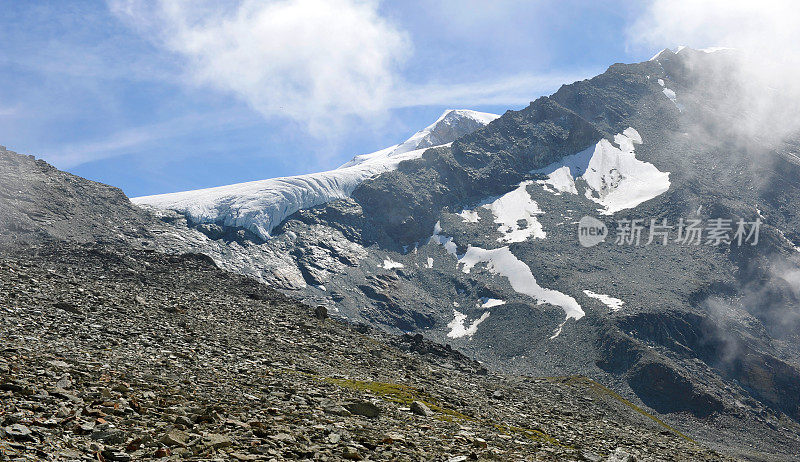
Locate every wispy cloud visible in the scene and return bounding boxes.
[109,0,411,134]
[392,71,597,108]
[21,0,584,171]
[46,109,257,169]
[45,67,589,170]
[0,105,17,117]
[108,0,588,136]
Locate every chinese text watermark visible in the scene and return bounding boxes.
[578,216,762,248]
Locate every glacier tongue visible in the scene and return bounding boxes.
[132,109,499,239]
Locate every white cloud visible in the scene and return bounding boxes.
[628,0,800,140]
[392,70,595,108]
[628,0,799,55]
[109,0,411,133]
[108,0,589,137]
[46,109,255,169]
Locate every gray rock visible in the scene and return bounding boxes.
[410,400,434,417]
[160,429,189,447]
[5,423,32,440]
[606,447,636,462]
[101,449,133,462]
[174,415,194,428]
[342,447,364,460]
[580,449,602,462]
[314,305,328,320]
[203,433,233,449]
[269,432,295,444]
[345,401,381,418]
[91,429,127,445]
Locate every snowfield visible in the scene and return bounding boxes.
[430,222,584,338]
[481,181,546,243]
[339,109,498,169]
[133,109,499,240]
[537,166,577,195]
[583,290,624,312]
[457,180,546,243]
[534,128,671,215]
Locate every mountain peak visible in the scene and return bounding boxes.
[341,109,499,168]
[649,45,736,61]
[134,109,498,239]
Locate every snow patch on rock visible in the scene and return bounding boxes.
[457,209,480,223]
[459,246,583,321]
[481,181,546,243]
[583,290,624,312]
[429,224,583,338]
[432,221,458,256]
[460,181,546,242]
[534,128,671,215]
[650,46,733,61]
[447,310,490,339]
[662,87,683,111]
[480,298,506,308]
[381,258,404,270]
[537,166,577,195]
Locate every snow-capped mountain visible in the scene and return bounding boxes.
[126,47,800,458]
[133,109,498,239]
[10,47,800,458]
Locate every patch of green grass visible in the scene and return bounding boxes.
[324,378,429,406]
[557,375,694,443]
[323,377,564,445]
[492,423,561,445]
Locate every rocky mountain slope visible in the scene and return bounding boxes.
[126,48,800,460]
[0,139,733,459]
[0,145,157,248]
[0,242,734,461]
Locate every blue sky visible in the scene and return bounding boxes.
[0,1,681,197]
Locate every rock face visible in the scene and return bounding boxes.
[0,146,158,247]
[352,98,603,243]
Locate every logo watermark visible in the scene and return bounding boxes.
[577,216,762,247]
[578,216,608,247]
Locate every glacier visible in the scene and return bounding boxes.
[133,109,499,240]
